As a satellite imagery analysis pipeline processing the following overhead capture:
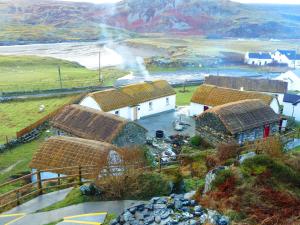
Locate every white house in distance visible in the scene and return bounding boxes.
[190,84,280,116]
[282,93,300,121]
[245,52,273,66]
[80,80,176,121]
[272,50,300,68]
[274,70,300,92]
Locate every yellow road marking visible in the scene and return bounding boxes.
[64,212,107,219]
[0,213,26,225]
[63,219,101,225]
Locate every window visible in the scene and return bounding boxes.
[149,102,153,111]
[166,97,169,105]
[115,110,119,115]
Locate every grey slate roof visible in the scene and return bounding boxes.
[283,93,300,105]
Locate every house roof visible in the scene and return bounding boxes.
[191,84,274,106]
[283,93,300,105]
[205,75,287,93]
[248,52,272,59]
[51,104,145,143]
[29,136,117,177]
[277,49,296,56]
[198,99,279,135]
[86,80,176,112]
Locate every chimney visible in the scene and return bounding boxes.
[240,86,244,91]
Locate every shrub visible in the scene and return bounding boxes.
[217,142,240,162]
[255,136,284,157]
[190,135,202,147]
[211,169,234,190]
[184,178,205,192]
[191,161,208,178]
[241,155,300,186]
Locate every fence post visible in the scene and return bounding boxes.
[37,170,43,195]
[57,174,61,186]
[16,190,20,206]
[78,166,82,185]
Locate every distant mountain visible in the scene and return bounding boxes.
[0,0,300,44]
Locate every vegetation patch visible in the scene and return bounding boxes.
[174,85,198,106]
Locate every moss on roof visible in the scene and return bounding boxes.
[197,99,279,134]
[86,80,176,111]
[191,84,274,106]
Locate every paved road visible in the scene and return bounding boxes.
[1,188,145,225]
[11,200,144,225]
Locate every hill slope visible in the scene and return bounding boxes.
[0,0,300,44]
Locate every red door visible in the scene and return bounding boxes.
[264,125,270,138]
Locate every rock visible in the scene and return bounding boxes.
[145,203,154,210]
[155,215,162,223]
[181,206,190,212]
[190,200,196,206]
[194,205,202,212]
[174,200,183,210]
[109,219,118,225]
[239,152,256,164]
[182,212,194,220]
[123,211,134,222]
[154,203,167,209]
[184,191,196,200]
[199,213,208,223]
[129,207,137,214]
[144,216,154,224]
[217,216,230,225]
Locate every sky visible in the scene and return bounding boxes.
[61,0,300,4]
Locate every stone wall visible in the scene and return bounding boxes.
[113,123,147,147]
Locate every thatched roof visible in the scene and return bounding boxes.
[198,99,279,134]
[205,76,288,93]
[191,84,274,106]
[86,80,176,111]
[29,136,117,177]
[51,104,145,143]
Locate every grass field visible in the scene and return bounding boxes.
[175,85,198,106]
[0,95,79,143]
[0,56,127,92]
[0,134,48,193]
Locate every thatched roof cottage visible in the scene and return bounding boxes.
[29,136,134,181]
[190,84,280,116]
[79,80,176,120]
[196,99,280,146]
[51,104,147,147]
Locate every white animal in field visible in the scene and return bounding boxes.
[39,104,45,113]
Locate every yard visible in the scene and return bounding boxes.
[0,55,127,92]
[174,85,198,106]
[0,95,79,143]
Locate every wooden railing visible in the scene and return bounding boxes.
[0,165,98,212]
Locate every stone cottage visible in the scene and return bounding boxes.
[196,99,280,146]
[190,84,280,116]
[51,104,147,147]
[79,80,176,121]
[30,136,124,181]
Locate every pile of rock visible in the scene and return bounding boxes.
[110,194,229,225]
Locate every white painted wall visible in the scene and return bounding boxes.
[270,98,280,114]
[80,96,101,110]
[137,95,176,119]
[282,102,300,121]
[80,95,176,120]
[108,106,131,120]
[189,102,211,116]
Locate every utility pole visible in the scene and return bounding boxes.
[58,65,62,89]
[99,50,103,83]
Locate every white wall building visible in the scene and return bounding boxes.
[245,52,273,66]
[282,93,300,121]
[190,84,280,116]
[80,80,176,121]
[271,50,300,68]
[274,70,300,92]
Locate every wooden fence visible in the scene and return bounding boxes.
[16,94,85,138]
[0,165,99,212]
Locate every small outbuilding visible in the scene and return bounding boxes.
[196,99,280,146]
[190,84,280,116]
[30,136,123,181]
[274,70,300,92]
[51,104,147,147]
[79,80,176,120]
[282,93,300,121]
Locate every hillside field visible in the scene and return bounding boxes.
[0,56,127,92]
[0,95,79,143]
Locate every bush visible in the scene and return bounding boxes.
[96,170,172,200]
[211,169,234,190]
[184,178,205,192]
[255,136,284,157]
[241,155,300,186]
[190,135,202,147]
[217,142,240,162]
[191,161,208,178]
